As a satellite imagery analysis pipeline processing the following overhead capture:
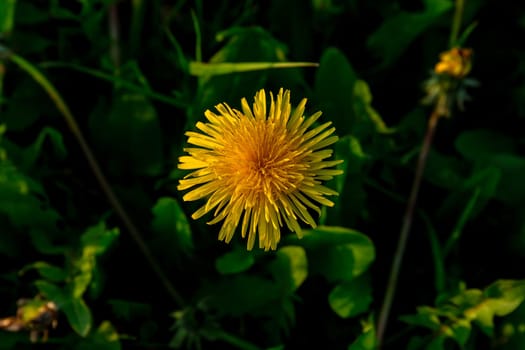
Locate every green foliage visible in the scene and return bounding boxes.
[401,280,525,349]
[0,1,524,349]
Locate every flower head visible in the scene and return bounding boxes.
[177,88,343,250]
[434,47,473,79]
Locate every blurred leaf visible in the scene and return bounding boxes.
[474,280,525,336]
[190,61,318,76]
[367,0,453,68]
[4,127,67,170]
[20,261,67,282]
[80,221,119,257]
[288,226,375,282]
[402,280,525,345]
[329,275,372,318]
[325,135,367,226]
[347,315,376,350]
[107,299,151,321]
[315,47,357,136]
[204,275,279,317]
[268,246,308,293]
[455,129,517,162]
[215,249,255,275]
[14,1,47,25]
[352,80,394,136]
[89,91,163,176]
[75,321,121,350]
[1,78,49,131]
[0,0,16,35]
[62,297,93,337]
[151,197,193,258]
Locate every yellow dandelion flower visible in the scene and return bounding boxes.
[434,47,473,79]
[177,88,343,251]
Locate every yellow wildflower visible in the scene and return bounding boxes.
[177,88,343,250]
[434,47,473,79]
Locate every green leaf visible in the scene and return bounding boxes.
[329,275,372,318]
[62,297,93,337]
[288,226,375,282]
[215,249,255,275]
[455,129,516,163]
[325,135,367,226]
[347,315,376,350]
[4,127,67,170]
[151,197,193,257]
[81,222,119,257]
[314,47,357,136]
[473,280,525,336]
[268,246,308,293]
[89,91,164,176]
[21,261,67,282]
[75,321,121,350]
[189,61,318,76]
[352,80,394,136]
[0,0,16,35]
[367,0,453,68]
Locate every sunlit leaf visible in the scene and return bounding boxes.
[329,275,372,318]
[268,246,308,293]
[287,226,375,282]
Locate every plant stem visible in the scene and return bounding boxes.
[376,97,445,348]
[108,3,121,68]
[8,52,185,307]
[449,0,465,47]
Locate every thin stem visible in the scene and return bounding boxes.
[108,3,121,68]
[376,98,445,348]
[8,52,185,307]
[449,0,465,47]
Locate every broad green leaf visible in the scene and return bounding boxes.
[21,261,67,282]
[151,197,193,257]
[288,226,375,282]
[315,47,357,136]
[367,0,453,68]
[62,297,93,337]
[329,276,372,318]
[215,249,255,275]
[34,280,67,305]
[485,154,525,204]
[268,246,308,293]
[455,129,516,163]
